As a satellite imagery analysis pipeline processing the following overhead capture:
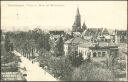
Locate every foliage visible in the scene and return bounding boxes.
[4,34,11,52]
[72,61,115,81]
[6,28,51,58]
[64,33,73,41]
[39,52,73,80]
[1,52,16,64]
[55,36,64,56]
[68,51,84,67]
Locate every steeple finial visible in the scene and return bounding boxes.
[77,7,80,15]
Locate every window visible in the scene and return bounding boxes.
[98,52,102,57]
[93,52,97,57]
[102,52,106,57]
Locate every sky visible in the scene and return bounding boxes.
[1,1,127,31]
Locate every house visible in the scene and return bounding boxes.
[82,28,103,42]
[82,28,116,43]
[64,37,86,56]
[78,42,118,62]
[115,30,127,44]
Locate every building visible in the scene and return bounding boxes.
[72,8,87,33]
[64,37,86,56]
[72,8,81,32]
[82,28,116,43]
[81,22,87,32]
[82,28,103,42]
[78,42,118,62]
[115,30,127,44]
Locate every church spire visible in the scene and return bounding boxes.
[76,7,80,16]
[72,7,81,32]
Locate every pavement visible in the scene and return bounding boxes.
[13,50,58,81]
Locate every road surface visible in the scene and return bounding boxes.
[13,50,58,81]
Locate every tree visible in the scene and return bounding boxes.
[38,52,73,80]
[68,51,84,67]
[64,33,73,41]
[47,56,73,80]
[55,36,64,56]
[4,34,10,52]
[72,61,115,81]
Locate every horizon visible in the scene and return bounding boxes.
[1,1,127,31]
[1,26,127,33]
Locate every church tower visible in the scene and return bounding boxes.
[72,8,81,32]
[82,21,87,32]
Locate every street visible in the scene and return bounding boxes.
[13,51,58,81]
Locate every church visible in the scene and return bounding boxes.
[72,8,87,33]
[71,8,127,44]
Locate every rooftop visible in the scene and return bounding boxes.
[49,31,64,35]
[116,30,127,35]
[65,37,86,44]
[82,28,103,36]
[82,28,116,36]
[78,42,118,48]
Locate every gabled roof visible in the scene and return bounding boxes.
[65,37,86,44]
[102,28,109,35]
[82,28,117,37]
[82,28,103,36]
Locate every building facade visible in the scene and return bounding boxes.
[115,30,127,44]
[78,42,118,62]
[64,37,86,56]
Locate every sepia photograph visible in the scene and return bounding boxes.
[1,1,127,81]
